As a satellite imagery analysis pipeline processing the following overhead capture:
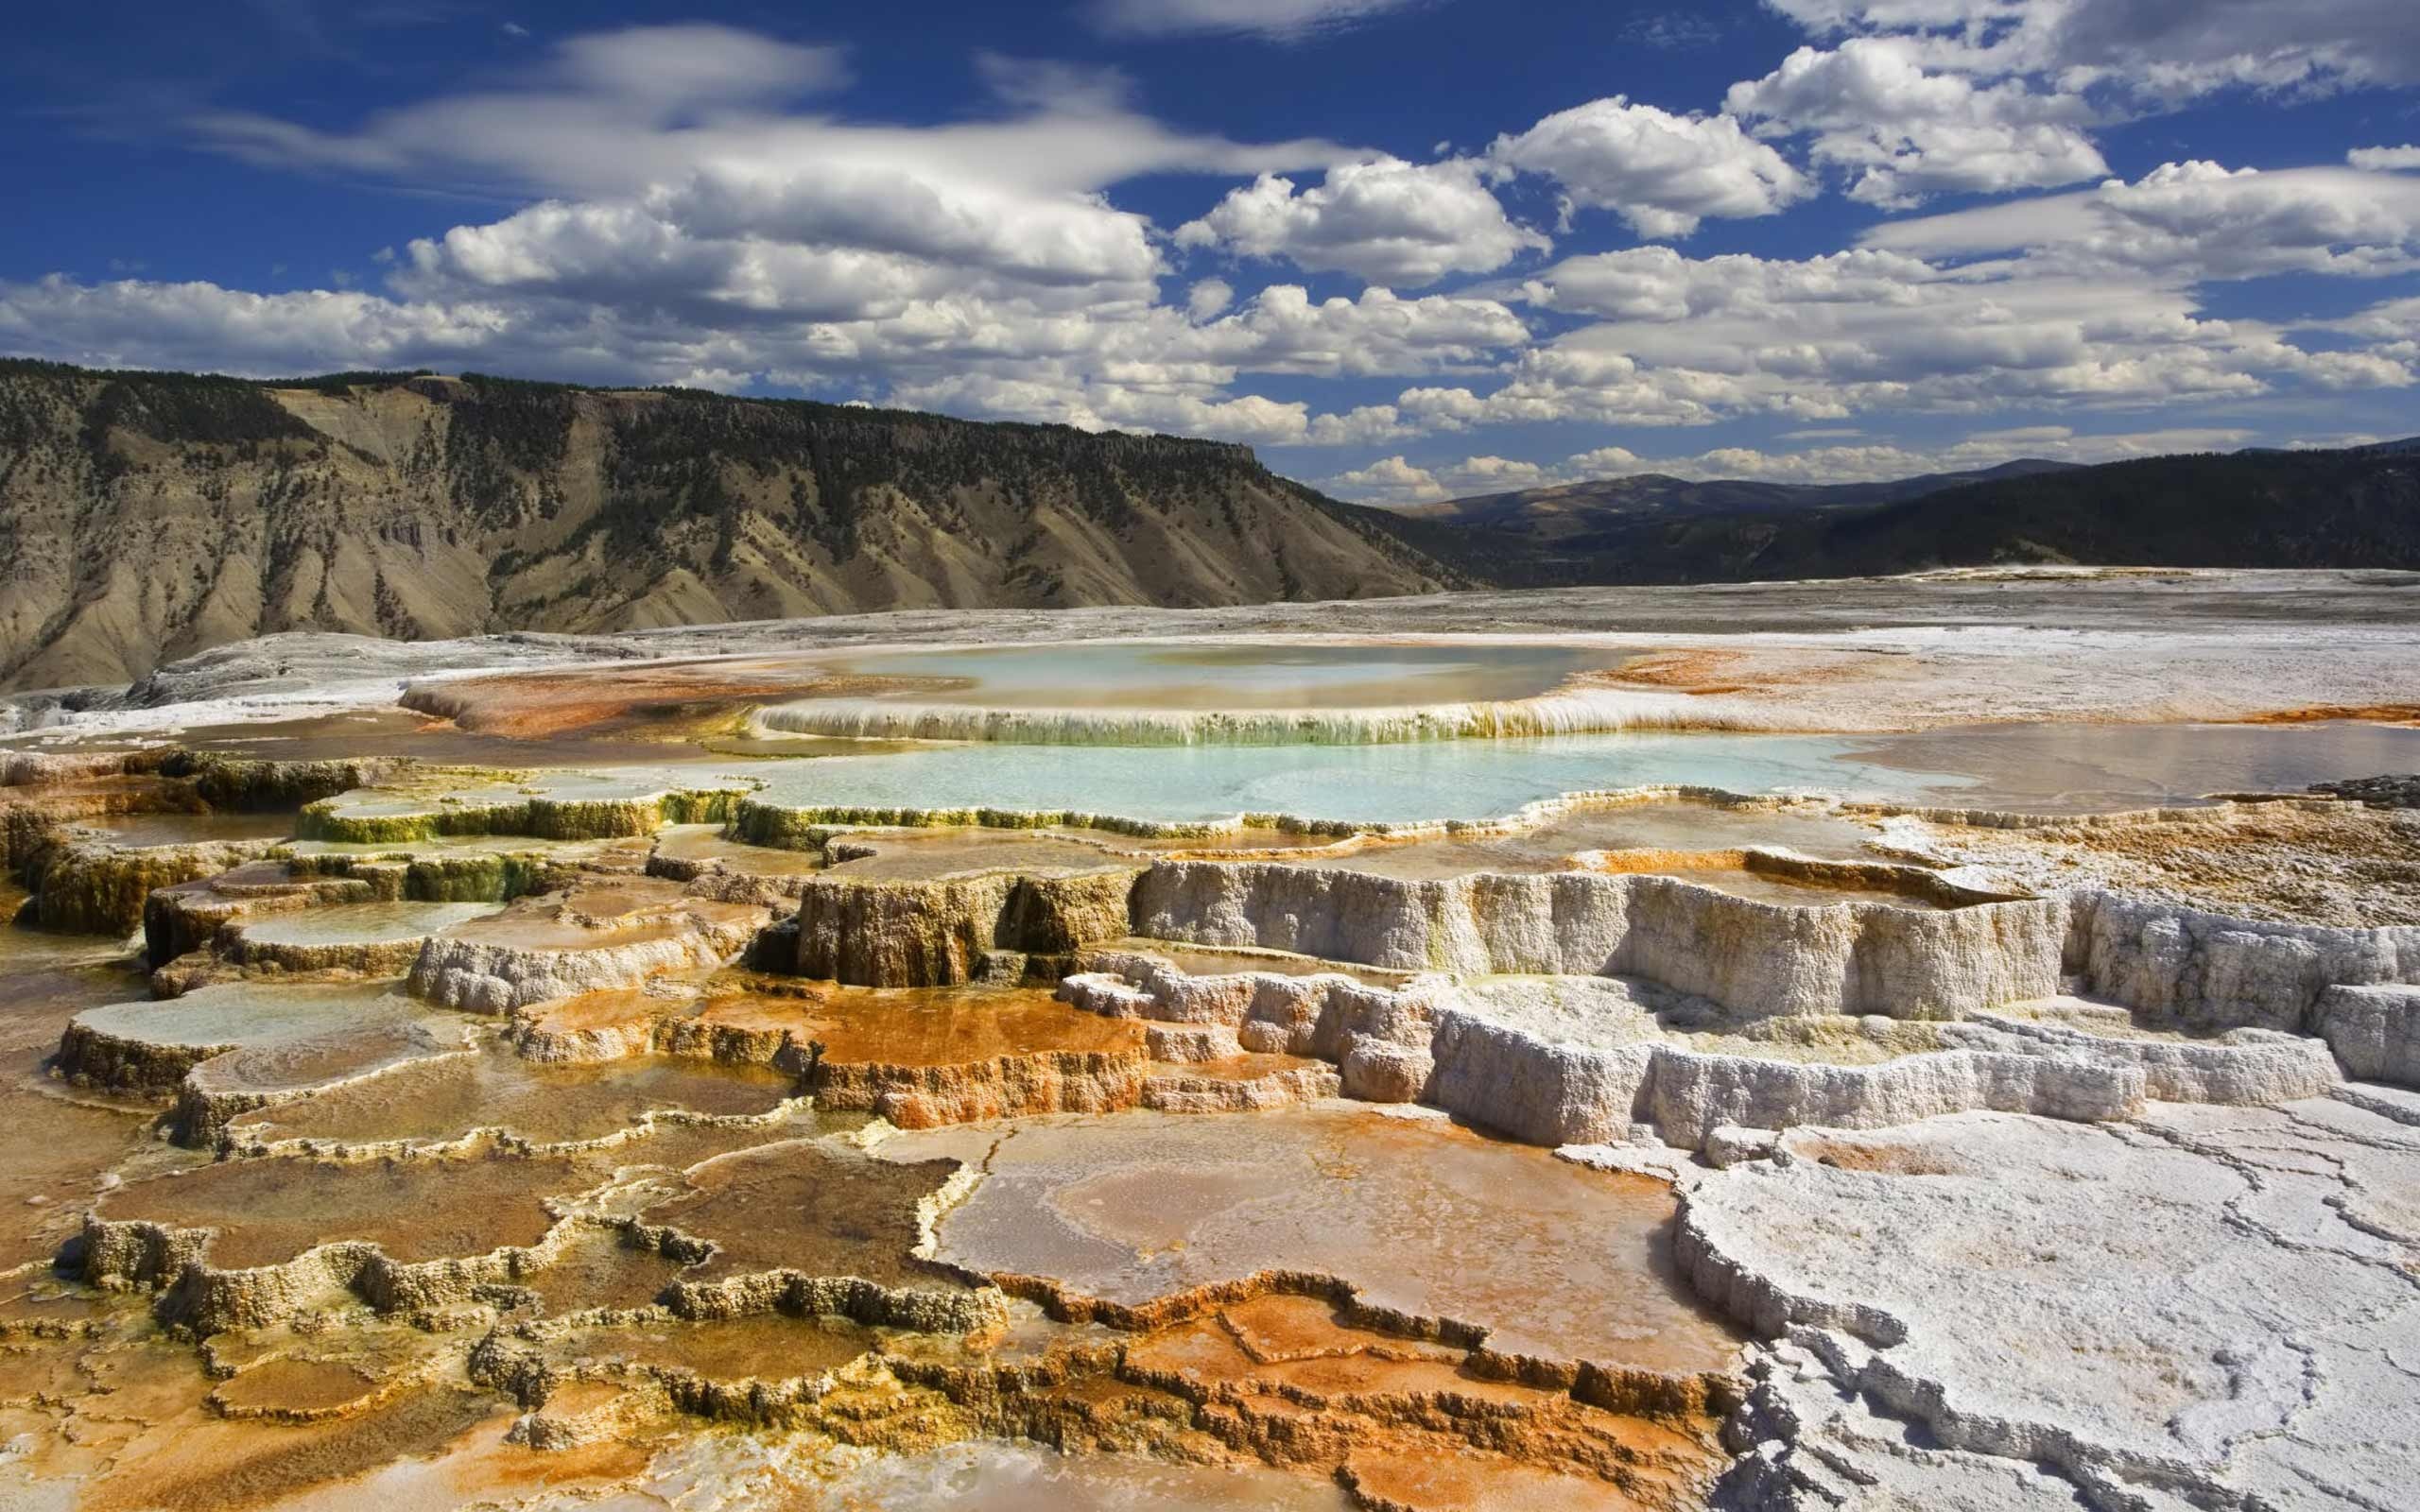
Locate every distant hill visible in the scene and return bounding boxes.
[1398,458,2080,537]
[0,360,1461,689]
[1390,445,2420,587]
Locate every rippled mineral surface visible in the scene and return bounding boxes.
[5,578,2419,1510]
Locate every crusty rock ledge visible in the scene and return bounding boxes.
[406,888,770,1012]
[2066,887,2420,1030]
[1060,954,2342,1151]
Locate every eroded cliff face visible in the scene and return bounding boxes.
[0,364,1458,690]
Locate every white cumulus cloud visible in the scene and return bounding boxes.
[1176,157,1547,285]
[1866,161,2420,280]
[1489,97,1813,237]
[1088,0,1426,40]
[1725,37,2106,206]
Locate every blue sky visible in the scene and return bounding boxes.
[5,0,2419,500]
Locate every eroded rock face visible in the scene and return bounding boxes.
[37,837,280,936]
[794,868,1138,987]
[2310,983,2420,1085]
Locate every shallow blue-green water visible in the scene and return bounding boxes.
[308,720,2420,829]
[726,720,2420,822]
[735,731,1945,822]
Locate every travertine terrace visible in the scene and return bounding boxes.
[2,571,2417,1509]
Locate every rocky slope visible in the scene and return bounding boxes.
[0,362,1460,689]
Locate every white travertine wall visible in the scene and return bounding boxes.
[1128,862,2066,1019]
[2065,890,2420,1031]
[2312,984,2420,1085]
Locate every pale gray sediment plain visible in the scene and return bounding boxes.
[1,570,2416,1509]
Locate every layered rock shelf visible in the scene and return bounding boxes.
[406,878,772,1012]
[1129,858,2054,1015]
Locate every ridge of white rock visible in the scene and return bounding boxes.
[2311,984,2420,1085]
[1060,955,2342,1151]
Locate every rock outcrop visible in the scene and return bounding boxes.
[2066,887,2420,1032]
[794,868,1138,987]
[32,836,277,936]
[2310,983,2420,1084]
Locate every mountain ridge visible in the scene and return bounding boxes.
[1396,457,2084,536]
[1391,442,2420,588]
[0,360,1461,690]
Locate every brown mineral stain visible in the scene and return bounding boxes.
[1790,1132,1976,1177]
[638,1138,968,1289]
[0,1081,150,1270]
[1346,1449,1671,1512]
[711,982,1146,1070]
[406,659,950,741]
[525,1227,695,1314]
[97,1152,579,1270]
[547,1313,880,1383]
[439,877,762,953]
[1598,648,1754,692]
[82,1387,507,1512]
[209,1358,383,1418]
[824,829,1135,883]
[230,1045,795,1148]
[2239,703,2420,726]
[919,1107,1743,1376]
